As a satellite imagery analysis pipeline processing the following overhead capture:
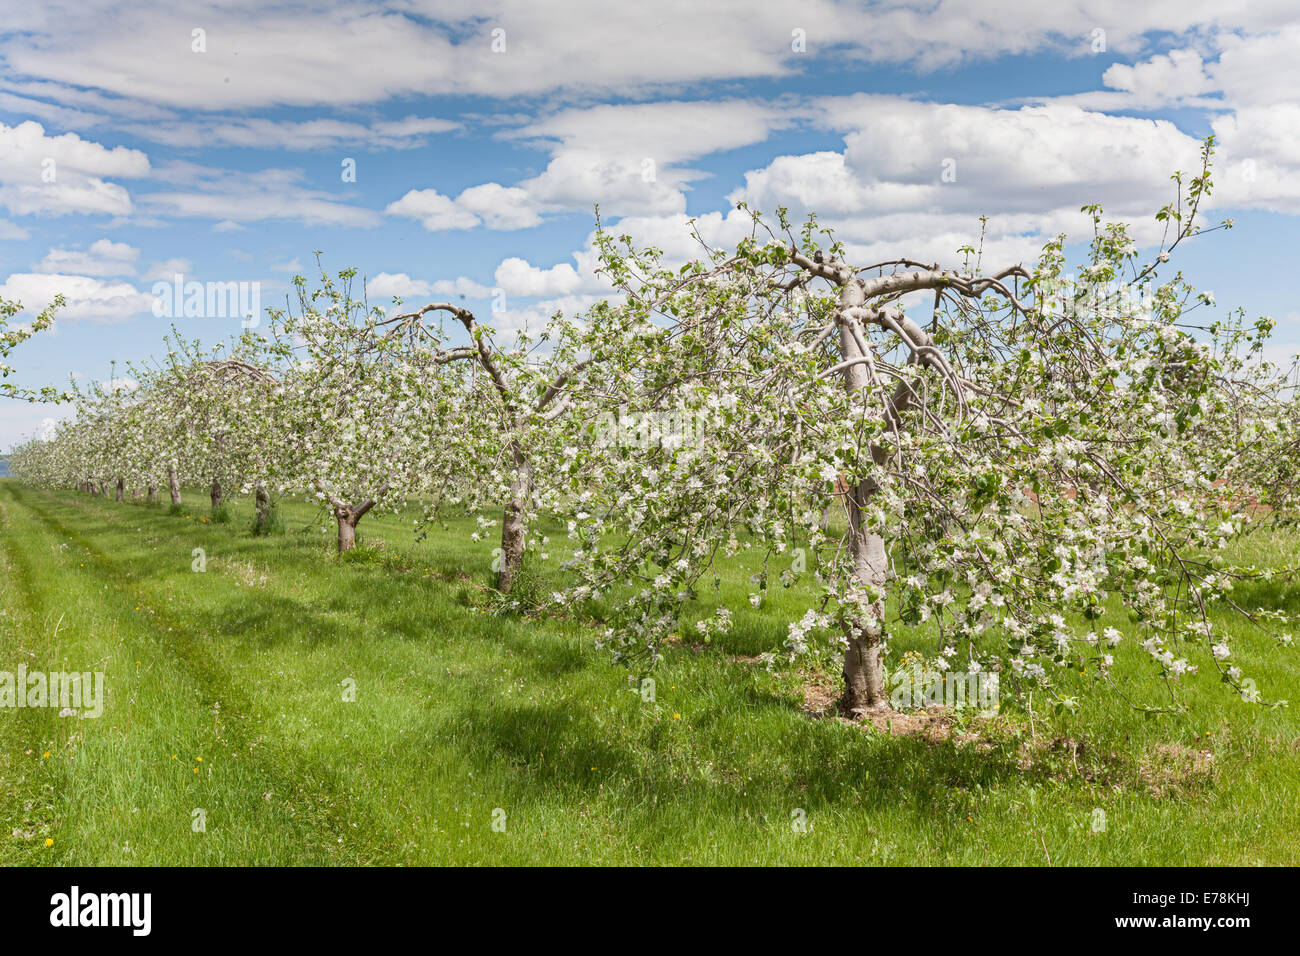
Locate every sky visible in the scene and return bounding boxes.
[1,1,1299,450]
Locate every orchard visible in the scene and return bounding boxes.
[10,147,1299,728]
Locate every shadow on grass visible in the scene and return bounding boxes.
[426,690,1033,825]
[1219,574,1300,616]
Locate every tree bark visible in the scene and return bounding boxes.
[147,483,158,504]
[335,507,358,553]
[254,481,271,532]
[843,499,890,714]
[210,478,222,511]
[318,481,383,554]
[836,277,889,715]
[115,478,124,501]
[168,467,182,505]
[496,444,534,593]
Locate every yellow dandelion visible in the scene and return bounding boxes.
[672,713,681,720]
[42,751,50,759]
[45,838,53,847]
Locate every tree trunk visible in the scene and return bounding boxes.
[254,481,271,532]
[168,467,182,505]
[147,483,158,504]
[115,478,124,501]
[335,507,358,553]
[843,501,889,714]
[210,478,222,511]
[496,445,533,593]
[100,482,109,498]
[836,278,889,715]
[318,481,383,555]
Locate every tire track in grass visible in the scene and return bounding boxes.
[0,486,68,863]
[2,483,385,864]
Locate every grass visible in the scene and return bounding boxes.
[0,478,1297,865]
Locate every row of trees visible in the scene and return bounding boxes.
[9,143,1299,715]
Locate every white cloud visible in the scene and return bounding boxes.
[493,257,583,297]
[38,415,63,441]
[100,376,139,393]
[1099,50,1217,109]
[493,293,614,337]
[35,238,139,276]
[141,257,194,281]
[388,99,795,231]
[367,272,493,301]
[718,97,1209,264]
[730,151,876,216]
[1210,26,1300,107]
[455,184,542,230]
[1211,105,1300,214]
[13,1,1300,113]
[386,182,544,232]
[0,120,149,217]
[385,188,481,231]
[507,99,795,220]
[0,272,154,324]
[142,165,379,227]
[126,114,460,151]
[0,403,72,451]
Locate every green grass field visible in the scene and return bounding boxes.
[1,478,1297,865]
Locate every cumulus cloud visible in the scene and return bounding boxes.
[509,99,795,219]
[0,120,149,217]
[385,181,544,231]
[717,97,1209,264]
[1211,105,1300,214]
[367,272,493,302]
[0,272,154,323]
[385,188,482,231]
[1029,28,1300,215]
[35,238,139,276]
[493,257,584,297]
[389,99,796,230]
[454,184,543,230]
[1099,50,1218,109]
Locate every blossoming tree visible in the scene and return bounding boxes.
[379,294,600,591]
[556,141,1284,715]
[1,293,63,403]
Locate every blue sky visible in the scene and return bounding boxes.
[2,1,1299,449]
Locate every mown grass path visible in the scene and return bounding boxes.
[2,480,1298,865]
